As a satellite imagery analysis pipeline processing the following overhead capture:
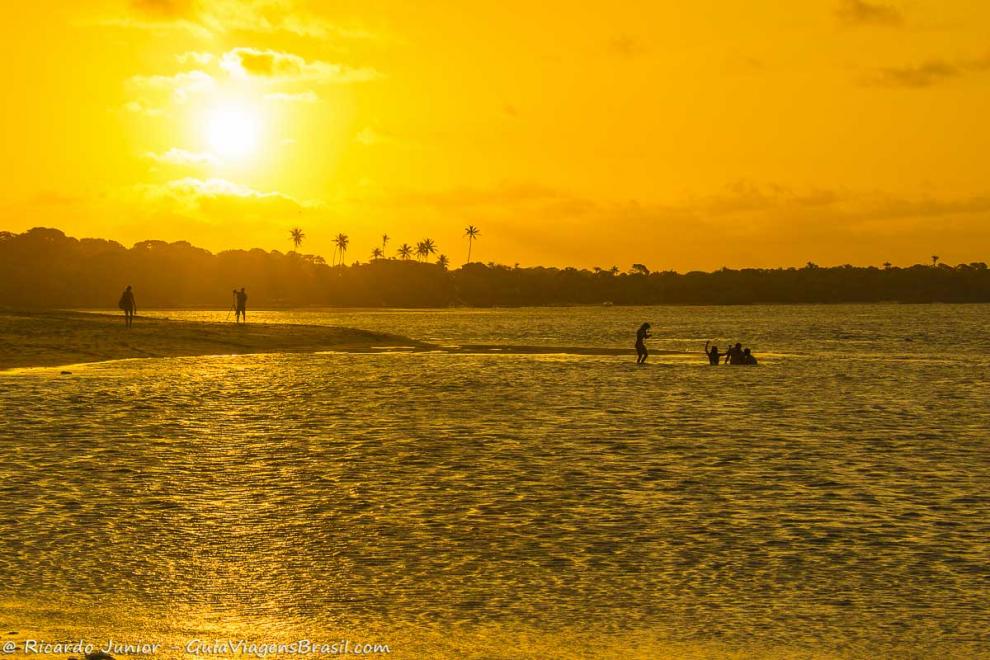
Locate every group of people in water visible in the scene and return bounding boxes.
[636,323,758,365]
[117,285,249,326]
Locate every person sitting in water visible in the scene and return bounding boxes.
[704,341,724,366]
[742,348,758,365]
[724,342,745,365]
[234,287,248,324]
[118,285,136,328]
[635,322,651,364]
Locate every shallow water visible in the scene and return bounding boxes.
[2,305,989,658]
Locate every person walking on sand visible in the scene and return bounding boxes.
[635,322,652,364]
[234,287,248,324]
[704,341,724,366]
[118,285,136,328]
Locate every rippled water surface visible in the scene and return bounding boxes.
[2,305,989,658]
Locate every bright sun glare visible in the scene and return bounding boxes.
[204,105,261,160]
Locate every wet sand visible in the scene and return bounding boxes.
[0,310,667,371]
[0,310,430,371]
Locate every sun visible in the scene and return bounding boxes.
[204,105,261,160]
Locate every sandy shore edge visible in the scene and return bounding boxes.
[0,310,434,371]
[0,310,686,371]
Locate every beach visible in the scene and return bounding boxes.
[0,310,431,371]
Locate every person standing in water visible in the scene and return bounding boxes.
[742,348,758,365]
[234,287,248,324]
[635,322,651,364]
[724,342,744,364]
[704,341,724,365]
[118,285,136,328]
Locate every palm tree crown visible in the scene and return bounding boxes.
[397,243,413,260]
[436,254,450,270]
[334,233,349,266]
[289,227,305,250]
[464,225,480,263]
[417,238,437,262]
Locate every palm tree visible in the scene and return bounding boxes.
[436,254,450,271]
[397,243,413,260]
[381,234,390,256]
[333,233,349,266]
[289,227,305,251]
[882,261,892,270]
[371,247,384,260]
[464,225,480,263]
[931,255,939,267]
[609,265,620,276]
[417,238,436,262]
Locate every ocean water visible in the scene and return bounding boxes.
[1,305,989,658]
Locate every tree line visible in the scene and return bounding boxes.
[1,227,988,309]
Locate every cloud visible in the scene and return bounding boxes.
[177,51,215,66]
[219,48,379,83]
[266,90,320,103]
[867,60,958,88]
[354,128,389,146]
[128,70,216,101]
[836,0,903,27]
[146,149,220,167]
[607,35,647,58]
[861,50,990,88]
[130,0,194,17]
[123,100,165,117]
[132,178,305,220]
[118,0,370,39]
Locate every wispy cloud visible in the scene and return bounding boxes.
[354,127,390,146]
[177,51,215,66]
[607,35,647,59]
[836,0,903,27]
[867,60,958,88]
[128,70,216,101]
[146,148,220,167]
[132,178,306,220]
[864,53,990,88]
[219,48,380,83]
[107,0,371,40]
[266,90,320,103]
[123,100,165,117]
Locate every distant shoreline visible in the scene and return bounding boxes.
[17,299,990,315]
[3,229,989,309]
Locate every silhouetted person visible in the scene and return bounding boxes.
[742,348,758,365]
[118,285,136,328]
[235,287,248,324]
[725,342,744,365]
[704,341,724,365]
[635,322,651,364]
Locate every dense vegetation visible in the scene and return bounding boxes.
[1,227,988,308]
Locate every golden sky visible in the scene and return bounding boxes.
[1,0,989,270]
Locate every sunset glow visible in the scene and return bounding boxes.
[2,1,989,269]
[204,104,261,160]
